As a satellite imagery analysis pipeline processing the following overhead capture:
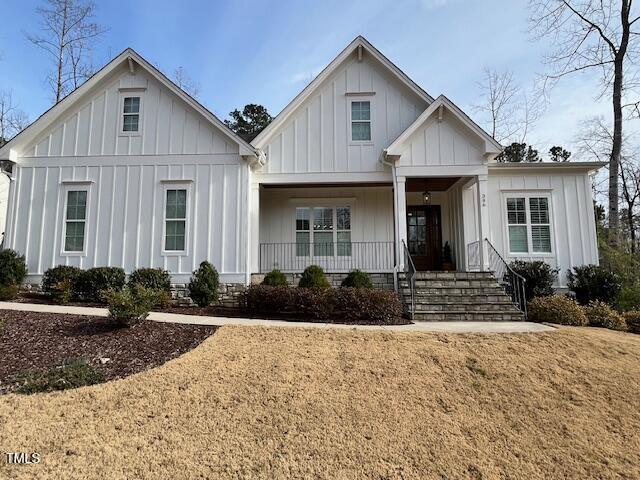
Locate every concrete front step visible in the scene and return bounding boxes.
[400,292,513,303]
[411,303,521,313]
[400,280,504,289]
[398,271,495,281]
[412,311,525,322]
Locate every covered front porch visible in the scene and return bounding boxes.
[250,174,489,276]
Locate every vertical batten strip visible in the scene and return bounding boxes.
[107,166,116,266]
[24,170,35,268]
[220,166,227,272]
[100,90,108,155]
[192,166,199,271]
[150,166,157,267]
[93,166,103,267]
[121,166,130,267]
[206,165,213,262]
[37,168,49,274]
[235,167,241,272]
[51,169,62,269]
[135,166,143,269]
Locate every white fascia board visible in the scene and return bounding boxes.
[488,161,607,174]
[254,171,392,184]
[395,165,488,177]
[385,95,502,157]
[252,36,434,149]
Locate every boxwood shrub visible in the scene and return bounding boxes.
[623,311,640,334]
[42,265,83,302]
[0,249,27,286]
[528,295,587,326]
[567,265,621,305]
[76,267,126,302]
[509,260,558,301]
[245,285,403,324]
[105,285,158,327]
[298,265,331,289]
[262,269,288,286]
[188,261,219,307]
[340,269,373,289]
[128,267,172,293]
[584,300,627,331]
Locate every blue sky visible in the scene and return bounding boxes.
[1,0,611,154]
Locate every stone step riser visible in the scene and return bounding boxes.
[411,313,525,322]
[400,281,503,288]
[400,288,507,296]
[411,304,520,313]
[398,272,496,281]
[400,293,512,303]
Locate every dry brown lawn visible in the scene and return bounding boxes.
[1,325,639,480]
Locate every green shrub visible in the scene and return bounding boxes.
[76,267,126,302]
[128,267,172,293]
[340,269,373,289]
[188,261,219,307]
[618,283,640,312]
[245,285,403,323]
[509,260,558,301]
[333,288,402,323]
[528,295,588,326]
[298,265,331,289]
[0,249,27,286]
[567,265,621,305]
[584,300,627,331]
[623,311,640,334]
[42,266,83,301]
[105,285,157,327]
[0,283,20,301]
[15,358,104,394]
[262,269,288,286]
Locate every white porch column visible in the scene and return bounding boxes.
[247,179,261,282]
[394,176,407,268]
[475,174,490,271]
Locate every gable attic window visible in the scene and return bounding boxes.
[122,96,141,133]
[351,100,371,142]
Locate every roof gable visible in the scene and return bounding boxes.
[0,48,256,160]
[385,95,502,159]
[252,36,434,149]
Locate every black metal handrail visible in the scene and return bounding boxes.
[402,240,416,320]
[259,241,394,273]
[485,238,527,317]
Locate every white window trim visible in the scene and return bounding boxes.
[60,184,91,257]
[348,97,374,145]
[161,182,191,257]
[501,191,555,258]
[118,91,144,137]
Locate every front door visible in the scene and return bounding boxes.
[407,205,442,271]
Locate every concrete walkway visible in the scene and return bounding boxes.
[0,301,555,334]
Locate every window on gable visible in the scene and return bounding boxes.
[64,190,87,252]
[506,196,552,254]
[165,189,187,251]
[122,96,140,132]
[351,101,371,141]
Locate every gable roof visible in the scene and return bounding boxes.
[384,95,502,159]
[0,48,257,161]
[251,36,434,149]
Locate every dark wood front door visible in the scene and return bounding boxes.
[407,205,442,271]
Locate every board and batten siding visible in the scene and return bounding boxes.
[259,51,427,176]
[487,171,599,286]
[22,65,239,159]
[396,110,485,167]
[5,159,247,283]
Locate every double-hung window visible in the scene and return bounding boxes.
[295,206,352,257]
[64,190,87,252]
[122,96,141,133]
[506,196,552,254]
[351,101,371,141]
[164,189,187,252]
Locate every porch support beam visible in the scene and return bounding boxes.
[248,178,261,279]
[394,176,407,269]
[475,174,490,271]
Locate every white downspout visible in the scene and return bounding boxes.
[380,151,400,292]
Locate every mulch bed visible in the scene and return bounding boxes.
[0,310,217,394]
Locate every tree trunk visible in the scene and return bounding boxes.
[609,56,623,247]
[55,0,69,104]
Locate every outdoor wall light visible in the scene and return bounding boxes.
[422,190,432,205]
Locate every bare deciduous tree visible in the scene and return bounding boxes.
[472,67,542,144]
[173,66,201,99]
[576,116,640,252]
[529,0,640,246]
[26,0,106,103]
[0,91,29,147]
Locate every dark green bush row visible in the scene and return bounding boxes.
[0,249,27,300]
[261,267,374,289]
[245,285,403,324]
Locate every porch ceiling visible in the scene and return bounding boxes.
[406,177,461,192]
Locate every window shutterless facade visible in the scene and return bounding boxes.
[63,190,87,252]
[164,189,187,252]
[506,195,552,254]
[350,100,371,141]
[122,96,141,133]
[295,206,352,257]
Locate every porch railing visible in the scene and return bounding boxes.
[467,240,480,271]
[259,241,395,273]
[402,240,416,320]
[485,239,528,318]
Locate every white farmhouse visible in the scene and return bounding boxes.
[0,36,603,319]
